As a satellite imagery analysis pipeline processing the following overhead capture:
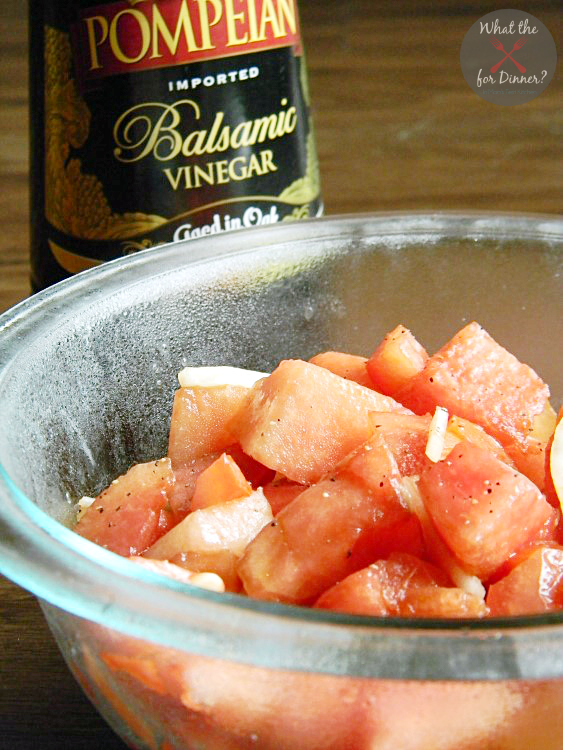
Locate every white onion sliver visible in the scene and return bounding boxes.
[425,406,449,462]
[76,495,96,521]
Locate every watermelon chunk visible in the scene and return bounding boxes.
[308,351,374,388]
[315,553,487,618]
[75,459,174,556]
[396,322,550,456]
[225,443,276,488]
[419,440,555,580]
[367,324,428,397]
[486,544,563,615]
[236,359,411,484]
[314,553,446,615]
[169,549,242,592]
[191,453,252,511]
[262,479,306,515]
[168,446,275,522]
[145,488,272,562]
[368,412,456,476]
[238,434,421,604]
[402,586,488,618]
[446,415,515,467]
[168,385,250,467]
[167,454,220,522]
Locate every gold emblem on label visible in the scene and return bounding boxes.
[44,25,166,240]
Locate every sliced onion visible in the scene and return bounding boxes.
[425,406,449,463]
[76,495,96,521]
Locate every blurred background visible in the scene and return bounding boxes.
[0,1,561,747]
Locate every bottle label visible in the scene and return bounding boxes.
[41,0,321,275]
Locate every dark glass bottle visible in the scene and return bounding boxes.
[29,0,322,291]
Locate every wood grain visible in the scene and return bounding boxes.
[0,1,561,747]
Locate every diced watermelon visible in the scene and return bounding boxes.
[402,586,487,618]
[446,415,515,467]
[314,553,447,616]
[170,549,242,592]
[367,324,428,397]
[238,436,421,604]
[191,453,252,511]
[314,553,486,618]
[100,648,171,698]
[92,627,544,750]
[168,454,220,522]
[262,479,306,515]
[308,351,374,388]
[236,359,411,484]
[314,564,389,616]
[504,437,548,492]
[397,475,485,598]
[145,488,272,562]
[396,322,550,456]
[81,643,162,748]
[482,505,560,587]
[486,544,563,615]
[225,443,276,488]
[418,440,554,580]
[168,385,250,467]
[368,412,456,476]
[75,459,174,556]
[169,445,274,522]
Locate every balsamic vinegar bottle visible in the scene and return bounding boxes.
[29,0,322,290]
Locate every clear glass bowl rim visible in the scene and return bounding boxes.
[1,211,562,681]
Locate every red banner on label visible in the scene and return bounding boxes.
[71,0,302,86]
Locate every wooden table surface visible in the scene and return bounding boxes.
[0,1,561,747]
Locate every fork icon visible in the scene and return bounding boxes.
[490,37,527,74]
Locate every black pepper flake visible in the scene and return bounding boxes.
[379,481,384,487]
[116,505,121,511]
[429,377,434,382]
[346,550,353,558]
[97,507,104,513]
[270,521,278,527]
[126,492,132,496]
[486,489,492,494]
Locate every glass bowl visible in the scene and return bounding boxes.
[0,212,562,750]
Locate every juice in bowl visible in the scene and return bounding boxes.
[0,213,562,749]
